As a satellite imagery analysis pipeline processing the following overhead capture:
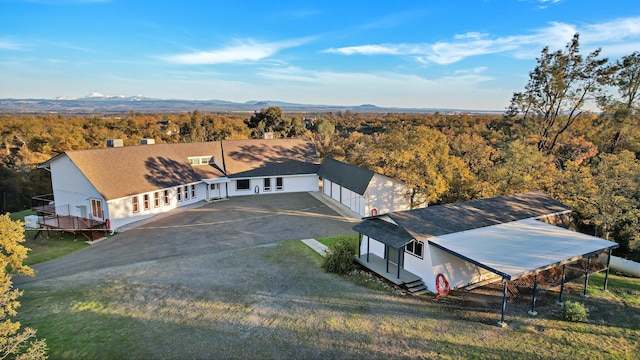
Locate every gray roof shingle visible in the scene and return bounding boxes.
[317,158,374,195]
[387,192,571,240]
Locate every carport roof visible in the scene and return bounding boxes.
[428,219,619,280]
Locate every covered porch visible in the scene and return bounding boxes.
[353,217,422,286]
[355,253,421,285]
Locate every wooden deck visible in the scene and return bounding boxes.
[38,215,105,231]
[355,253,421,285]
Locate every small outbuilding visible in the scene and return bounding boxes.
[353,192,618,325]
[317,158,419,217]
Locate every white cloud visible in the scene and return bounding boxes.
[323,16,640,64]
[0,39,22,50]
[162,38,312,65]
[252,66,505,109]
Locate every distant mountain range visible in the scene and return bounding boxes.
[0,93,502,114]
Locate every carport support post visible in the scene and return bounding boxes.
[498,278,508,328]
[603,249,612,291]
[528,272,538,316]
[358,234,362,258]
[558,264,566,305]
[581,257,591,298]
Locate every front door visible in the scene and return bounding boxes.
[386,246,403,267]
[90,198,104,220]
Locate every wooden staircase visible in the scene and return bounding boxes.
[404,279,430,296]
[80,229,105,242]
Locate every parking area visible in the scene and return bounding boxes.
[17,192,357,284]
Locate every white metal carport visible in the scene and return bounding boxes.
[428,219,619,326]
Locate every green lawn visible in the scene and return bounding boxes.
[8,209,90,266]
[16,240,640,359]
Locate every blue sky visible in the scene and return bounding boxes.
[1,0,639,110]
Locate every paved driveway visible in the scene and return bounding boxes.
[17,192,357,284]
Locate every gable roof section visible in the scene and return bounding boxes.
[317,158,374,195]
[62,142,225,200]
[386,192,571,241]
[222,138,319,178]
[353,217,415,249]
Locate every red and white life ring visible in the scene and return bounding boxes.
[105,218,111,232]
[370,208,378,216]
[435,273,450,296]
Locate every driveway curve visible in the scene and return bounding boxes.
[16,192,357,285]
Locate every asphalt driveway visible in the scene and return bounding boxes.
[16,192,357,284]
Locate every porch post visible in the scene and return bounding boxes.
[528,272,538,316]
[366,236,370,262]
[385,246,389,273]
[581,257,591,298]
[358,233,362,258]
[603,249,612,291]
[498,278,508,327]
[397,247,401,279]
[558,264,566,305]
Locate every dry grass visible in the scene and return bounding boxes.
[16,240,640,359]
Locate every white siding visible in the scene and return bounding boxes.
[227,174,319,197]
[428,245,498,291]
[49,156,103,218]
[106,182,208,231]
[364,173,414,216]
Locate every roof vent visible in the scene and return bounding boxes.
[106,139,124,148]
[140,138,155,145]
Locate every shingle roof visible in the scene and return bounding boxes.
[48,138,319,200]
[386,192,571,240]
[317,158,374,195]
[353,217,415,249]
[222,138,319,178]
[62,142,225,200]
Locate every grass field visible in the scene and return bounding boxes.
[15,238,640,359]
[8,209,90,267]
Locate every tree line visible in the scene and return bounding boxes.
[0,34,638,257]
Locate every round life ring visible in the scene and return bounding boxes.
[370,208,378,216]
[105,218,111,232]
[435,273,450,296]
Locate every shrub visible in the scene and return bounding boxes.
[561,301,589,322]
[322,237,356,275]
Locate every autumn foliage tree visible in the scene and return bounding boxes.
[0,214,46,359]
[506,33,611,156]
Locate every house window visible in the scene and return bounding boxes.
[405,240,424,259]
[276,177,283,191]
[132,196,140,213]
[143,194,150,210]
[184,186,190,200]
[236,179,250,191]
[154,192,160,208]
[163,190,170,205]
[191,184,196,198]
[264,178,271,191]
[188,156,213,166]
[90,198,103,219]
[177,187,183,202]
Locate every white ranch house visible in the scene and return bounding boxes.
[35,138,414,238]
[36,138,321,234]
